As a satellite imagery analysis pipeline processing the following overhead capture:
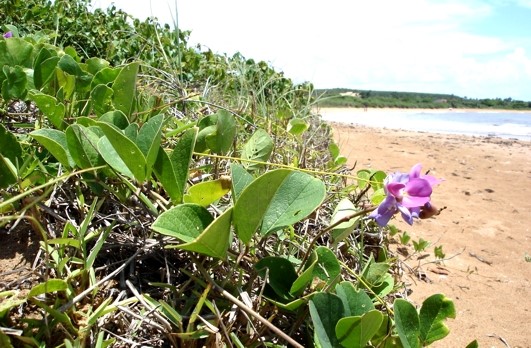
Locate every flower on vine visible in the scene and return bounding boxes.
[369,163,442,226]
[2,31,13,38]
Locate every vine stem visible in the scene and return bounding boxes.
[192,151,379,185]
[195,262,305,348]
[296,207,376,274]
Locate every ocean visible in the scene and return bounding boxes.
[320,109,531,141]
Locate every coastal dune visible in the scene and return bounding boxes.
[325,109,531,347]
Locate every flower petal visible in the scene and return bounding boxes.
[398,204,414,225]
[409,163,422,179]
[369,195,397,226]
[387,182,405,198]
[405,178,432,197]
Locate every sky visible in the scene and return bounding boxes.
[91,0,531,101]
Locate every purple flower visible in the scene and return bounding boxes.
[2,31,13,39]
[369,163,442,226]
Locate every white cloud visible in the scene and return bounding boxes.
[92,0,531,100]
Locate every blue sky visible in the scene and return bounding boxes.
[92,0,531,100]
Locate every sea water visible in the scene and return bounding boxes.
[320,109,531,141]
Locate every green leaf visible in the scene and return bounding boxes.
[2,65,27,100]
[29,91,66,129]
[313,246,341,285]
[290,250,318,296]
[30,129,74,168]
[419,294,456,345]
[0,290,26,319]
[112,62,139,116]
[91,66,120,88]
[91,84,114,116]
[330,198,360,245]
[335,310,384,348]
[28,279,69,298]
[287,118,309,136]
[98,110,129,129]
[56,69,76,99]
[0,124,22,188]
[0,37,34,68]
[372,273,395,298]
[154,127,197,204]
[361,254,391,288]
[97,136,134,179]
[136,114,164,175]
[58,54,83,76]
[465,340,479,348]
[230,163,254,202]
[241,128,274,170]
[255,257,298,302]
[205,109,237,154]
[32,47,55,89]
[335,282,375,317]
[195,115,217,153]
[34,55,59,91]
[184,177,231,207]
[233,169,326,243]
[0,154,17,188]
[394,299,421,348]
[86,57,110,75]
[96,121,146,182]
[309,293,344,348]
[177,207,233,259]
[151,204,213,243]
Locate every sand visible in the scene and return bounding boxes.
[327,111,531,347]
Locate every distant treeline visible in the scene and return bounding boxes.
[314,88,531,110]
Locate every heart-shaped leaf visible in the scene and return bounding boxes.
[177,207,233,259]
[330,198,360,246]
[313,246,341,286]
[287,118,308,136]
[30,129,74,168]
[2,65,27,100]
[184,177,231,207]
[205,109,236,154]
[98,110,129,130]
[255,257,298,302]
[394,298,421,348]
[136,114,164,176]
[335,281,375,317]
[335,310,384,348]
[241,128,273,170]
[0,37,34,68]
[29,91,65,129]
[66,124,103,168]
[154,127,197,204]
[233,169,326,243]
[309,293,344,348]
[91,84,114,116]
[151,204,213,243]
[112,62,139,116]
[419,294,456,345]
[97,136,134,179]
[0,124,22,182]
[230,163,254,202]
[96,121,146,182]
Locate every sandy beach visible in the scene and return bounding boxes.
[327,112,531,347]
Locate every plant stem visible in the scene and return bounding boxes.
[297,207,375,273]
[196,262,305,348]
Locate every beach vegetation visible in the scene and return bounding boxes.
[316,88,531,110]
[0,1,464,346]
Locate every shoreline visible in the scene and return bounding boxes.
[318,107,531,141]
[325,121,530,142]
[316,106,531,114]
